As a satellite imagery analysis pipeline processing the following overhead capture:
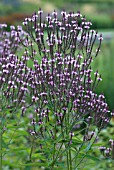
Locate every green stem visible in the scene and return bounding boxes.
[53,124,57,161]
[0,123,2,170]
[74,131,100,170]
[69,149,72,170]
[67,151,70,170]
[53,144,55,160]
[50,142,63,169]
[29,138,34,162]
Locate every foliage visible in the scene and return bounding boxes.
[87,15,114,29]
[92,38,114,110]
[0,9,113,170]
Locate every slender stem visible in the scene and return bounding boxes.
[53,124,57,162]
[69,149,72,170]
[51,120,57,169]
[65,109,70,170]
[51,143,63,169]
[67,151,69,170]
[29,138,34,162]
[0,120,2,170]
[53,143,56,161]
[74,132,100,170]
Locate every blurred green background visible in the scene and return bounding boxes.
[0,0,114,111]
[1,1,114,169]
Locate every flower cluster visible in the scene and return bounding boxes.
[23,9,102,59]
[0,9,111,141]
[99,139,114,159]
[22,9,111,137]
[31,53,110,132]
[0,24,26,56]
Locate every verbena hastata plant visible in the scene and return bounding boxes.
[0,9,112,169]
[0,24,32,169]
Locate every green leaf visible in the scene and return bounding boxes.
[85,154,100,162]
[1,139,9,149]
[9,147,28,152]
[86,142,91,152]
[56,161,65,168]
[20,162,48,167]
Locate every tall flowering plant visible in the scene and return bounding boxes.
[0,9,112,169]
